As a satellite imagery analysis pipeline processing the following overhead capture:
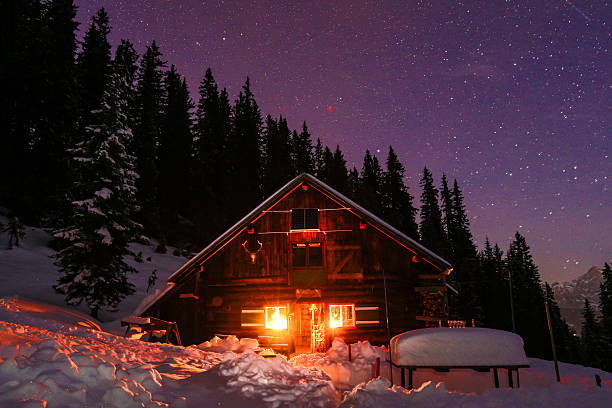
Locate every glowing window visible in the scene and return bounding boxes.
[264,306,288,330]
[329,304,355,328]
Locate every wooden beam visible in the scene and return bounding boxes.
[332,251,354,275]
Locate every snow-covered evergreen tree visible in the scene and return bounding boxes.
[54,72,140,319]
[2,216,25,249]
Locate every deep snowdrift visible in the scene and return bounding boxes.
[0,297,338,407]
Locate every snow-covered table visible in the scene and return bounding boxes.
[389,328,530,389]
[121,316,182,345]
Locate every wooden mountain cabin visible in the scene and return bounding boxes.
[140,173,453,352]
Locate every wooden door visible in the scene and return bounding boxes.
[296,303,326,352]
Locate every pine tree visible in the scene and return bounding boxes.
[313,138,324,178]
[544,283,580,363]
[358,150,384,216]
[262,115,293,196]
[506,232,549,357]
[113,39,139,130]
[440,175,455,257]
[599,262,612,370]
[449,179,481,321]
[54,73,140,319]
[132,42,166,230]
[382,146,418,239]
[229,77,263,220]
[29,0,79,223]
[479,238,511,329]
[2,216,25,249]
[419,167,446,257]
[319,146,334,185]
[0,0,34,214]
[0,1,79,222]
[291,121,314,175]
[581,298,605,368]
[328,146,349,194]
[157,65,193,220]
[346,167,360,201]
[277,117,293,182]
[192,68,232,242]
[77,8,112,123]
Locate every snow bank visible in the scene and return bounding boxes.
[0,298,339,407]
[196,335,260,353]
[0,297,223,407]
[291,338,386,390]
[390,327,529,367]
[339,376,612,408]
[186,350,338,408]
[339,377,445,408]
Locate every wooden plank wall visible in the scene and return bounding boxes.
[148,183,444,346]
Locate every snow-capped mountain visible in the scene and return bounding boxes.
[550,266,603,331]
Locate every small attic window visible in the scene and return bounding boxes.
[291,208,319,230]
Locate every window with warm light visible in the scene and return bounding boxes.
[264,306,288,330]
[329,304,355,328]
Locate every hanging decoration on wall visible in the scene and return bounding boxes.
[242,239,263,264]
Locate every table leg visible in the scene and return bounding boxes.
[409,368,413,389]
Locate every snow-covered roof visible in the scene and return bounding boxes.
[142,173,452,313]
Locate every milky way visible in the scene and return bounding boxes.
[75,0,610,282]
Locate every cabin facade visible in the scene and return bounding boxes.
[140,173,452,352]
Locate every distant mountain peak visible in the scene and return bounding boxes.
[549,266,603,330]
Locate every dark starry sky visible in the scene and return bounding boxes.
[75,0,610,282]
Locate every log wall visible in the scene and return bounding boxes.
[148,182,447,346]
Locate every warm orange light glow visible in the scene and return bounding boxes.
[329,304,355,328]
[265,306,288,330]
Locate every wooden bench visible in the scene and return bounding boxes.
[388,361,529,389]
[257,334,294,355]
[121,316,182,346]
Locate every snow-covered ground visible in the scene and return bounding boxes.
[0,214,187,329]
[0,219,611,407]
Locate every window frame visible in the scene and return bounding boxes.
[290,208,319,231]
[291,242,325,268]
[264,305,288,330]
[328,303,356,328]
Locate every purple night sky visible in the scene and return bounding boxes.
[75,0,610,282]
